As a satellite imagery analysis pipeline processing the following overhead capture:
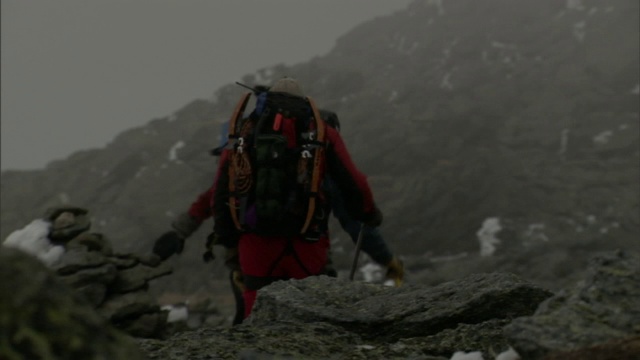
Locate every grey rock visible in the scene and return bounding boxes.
[139,272,551,359]
[66,231,113,255]
[137,252,163,267]
[403,319,513,358]
[138,321,366,360]
[0,247,145,360]
[98,290,161,322]
[112,252,163,268]
[73,282,109,307]
[58,262,118,288]
[121,312,169,339]
[108,255,139,269]
[504,250,640,359]
[541,336,640,360]
[249,272,552,341]
[52,246,108,275]
[47,233,172,338]
[112,262,172,293]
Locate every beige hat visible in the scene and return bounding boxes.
[269,77,305,97]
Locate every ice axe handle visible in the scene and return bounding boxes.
[348,223,366,281]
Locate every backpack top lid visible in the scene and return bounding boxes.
[269,77,304,98]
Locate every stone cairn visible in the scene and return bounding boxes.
[43,206,172,338]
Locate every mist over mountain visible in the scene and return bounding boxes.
[2,0,638,295]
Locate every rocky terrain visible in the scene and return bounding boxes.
[1,0,639,358]
[142,250,639,360]
[0,247,147,360]
[2,0,638,292]
[2,245,638,359]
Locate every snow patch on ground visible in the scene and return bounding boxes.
[477,217,502,256]
[360,262,384,283]
[495,347,520,360]
[524,223,549,243]
[450,351,484,360]
[168,141,185,163]
[161,304,189,323]
[441,72,453,90]
[593,130,613,145]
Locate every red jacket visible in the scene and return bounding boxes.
[186,151,230,223]
[186,186,213,222]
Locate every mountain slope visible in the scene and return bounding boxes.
[2,0,638,289]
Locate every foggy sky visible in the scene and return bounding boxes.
[1,0,411,171]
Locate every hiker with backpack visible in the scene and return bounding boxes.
[152,80,403,322]
[211,77,384,318]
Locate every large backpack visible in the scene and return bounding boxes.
[226,91,328,238]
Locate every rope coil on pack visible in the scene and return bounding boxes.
[232,152,252,194]
[227,92,252,230]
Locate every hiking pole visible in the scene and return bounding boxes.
[348,223,366,281]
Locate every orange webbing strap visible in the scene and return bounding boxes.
[228,92,252,231]
[228,92,252,139]
[300,96,326,234]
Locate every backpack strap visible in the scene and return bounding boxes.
[228,92,252,231]
[228,92,252,145]
[300,96,326,234]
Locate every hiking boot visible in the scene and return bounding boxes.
[386,256,404,287]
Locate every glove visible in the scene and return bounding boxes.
[363,205,383,228]
[231,270,247,293]
[152,231,185,261]
[386,256,404,287]
[171,213,201,239]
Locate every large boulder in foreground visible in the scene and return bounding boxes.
[139,272,551,359]
[249,272,552,341]
[505,249,640,360]
[139,250,639,359]
[0,247,146,360]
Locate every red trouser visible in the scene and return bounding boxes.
[238,233,329,318]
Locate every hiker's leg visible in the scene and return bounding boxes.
[286,235,330,279]
[242,289,258,319]
[360,226,394,266]
[229,270,245,325]
[334,198,393,266]
[329,180,362,240]
[238,233,287,317]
